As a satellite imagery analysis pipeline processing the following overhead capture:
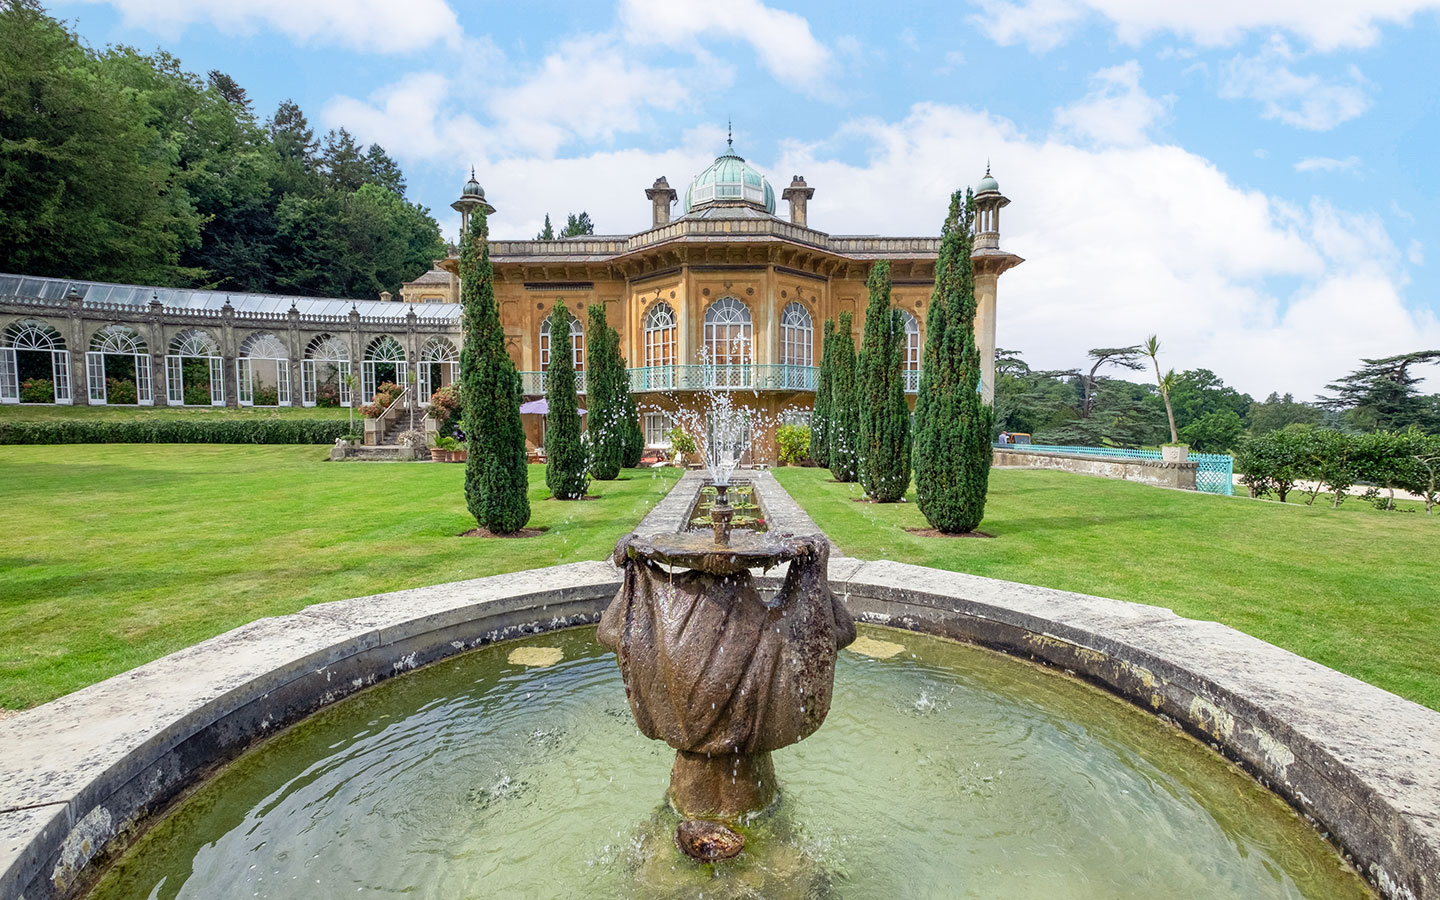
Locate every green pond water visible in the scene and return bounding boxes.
[88,625,1373,900]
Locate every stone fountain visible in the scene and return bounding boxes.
[598,501,855,861]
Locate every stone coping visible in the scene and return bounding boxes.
[3,556,1437,897]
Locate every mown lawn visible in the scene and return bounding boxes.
[772,467,1440,711]
[0,403,351,421]
[0,446,678,709]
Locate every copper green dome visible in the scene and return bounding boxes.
[462,167,486,198]
[683,148,776,214]
[976,164,1000,195]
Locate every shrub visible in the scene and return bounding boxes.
[315,382,341,408]
[436,436,459,451]
[0,420,348,445]
[105,378,138,405]
[252,384,280,407]
[666,426,696,456]
[19,378,53,403]
[776,424,811,465]
[426,384,461,432]
[1235,427,1309,502]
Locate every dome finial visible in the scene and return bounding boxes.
[727,116,733,152]
[986,159,991,177]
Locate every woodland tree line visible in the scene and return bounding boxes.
[995,346,1440,453]
[0,0,444,298]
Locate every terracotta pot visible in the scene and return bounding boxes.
[429,447,447,462]
[450,449,467,463]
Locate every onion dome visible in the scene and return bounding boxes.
[462,167,486,199]
[976,163,1000,195]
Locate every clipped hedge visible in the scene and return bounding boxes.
[0,419,351,445]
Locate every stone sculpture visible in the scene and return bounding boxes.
[599,527,855,833]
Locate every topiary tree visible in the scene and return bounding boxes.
[856,261,911,501]
[544,302,589,499]
[828,311,859,483]
[586,303,623,480]
[811,318,835,469]
[1235,426,1308,502]
[459,209,531,533]
[913,189,994,532]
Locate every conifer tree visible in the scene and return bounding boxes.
[619,364,644,468]
[460,210,531,533]
[812,318,835,469]
[828,311,860,483]
[536,214,554,241]
[586,304,624,480]
[913,189,993,533]
[544,302,589,499]
[856,261,911,501]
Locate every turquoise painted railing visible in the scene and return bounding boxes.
[995,442,1235,496]
[518,365,938,395]
[521,365,821,395]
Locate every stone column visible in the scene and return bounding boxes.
[973,267,999,406]
[65,289,86,405]
[148,298,167,405]
[287,304,302,405]
[220,301,238,407]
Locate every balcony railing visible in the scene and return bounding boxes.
[518,365,927,395]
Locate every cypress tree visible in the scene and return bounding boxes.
[828,311,859,483]
[544,302,589,499]
[913,189,993,533]
[811,318,835,468]
[460,209,531,533]
[856,261,911,501]
[619,364,644,468]
[586,304,623,480]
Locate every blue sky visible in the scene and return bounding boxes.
[53,0,1440,397]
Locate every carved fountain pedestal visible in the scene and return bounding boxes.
[599,528,855,829]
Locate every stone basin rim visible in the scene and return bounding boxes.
[0,471,1436,900]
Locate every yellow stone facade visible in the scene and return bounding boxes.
[403,152,1021,459]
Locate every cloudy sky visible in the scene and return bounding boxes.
[54,0,1440,398]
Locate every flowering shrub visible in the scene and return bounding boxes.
[315,382,341,408]
[19,378,53,403]
[105,378,138,405]
[359,382,401,418]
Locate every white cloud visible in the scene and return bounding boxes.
[1410,241,1426,266]
[325,33,725,162]
[617,0,836,97]
[67,0,461,52]
[972,0,1440,52]
[1052,61,1170,147]
[1294,155,1362,173]
[1219,37,1371,130]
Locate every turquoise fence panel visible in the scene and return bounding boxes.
[1189,450,1234,496]
[994,443,1234,496]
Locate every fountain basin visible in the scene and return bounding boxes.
[2,528,1437,896]
[75,625,1377,900]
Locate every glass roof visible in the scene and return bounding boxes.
[0,273,460,320]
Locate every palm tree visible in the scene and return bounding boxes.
[1144,335,1180,444]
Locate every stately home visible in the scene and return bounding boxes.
[0,143,1020,457]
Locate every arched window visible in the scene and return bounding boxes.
[419,336,459,400]
[302,334,352,407]
[361,335,408,401]
[642,302,676,389]
[704,297,752,386]
[236,332,290,407]
[899,309,921,393]
[86,325,150,406]
[540,317,585,370]
[1,319,71,404]
[779,302,813,388]
[165,329,223,406]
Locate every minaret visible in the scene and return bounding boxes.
[970,164,1023,405]
[450,167,496,237]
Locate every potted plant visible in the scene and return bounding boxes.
[435,435,459,462]
[666,426,697,467]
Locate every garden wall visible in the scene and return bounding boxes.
[993,446,1198,490]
